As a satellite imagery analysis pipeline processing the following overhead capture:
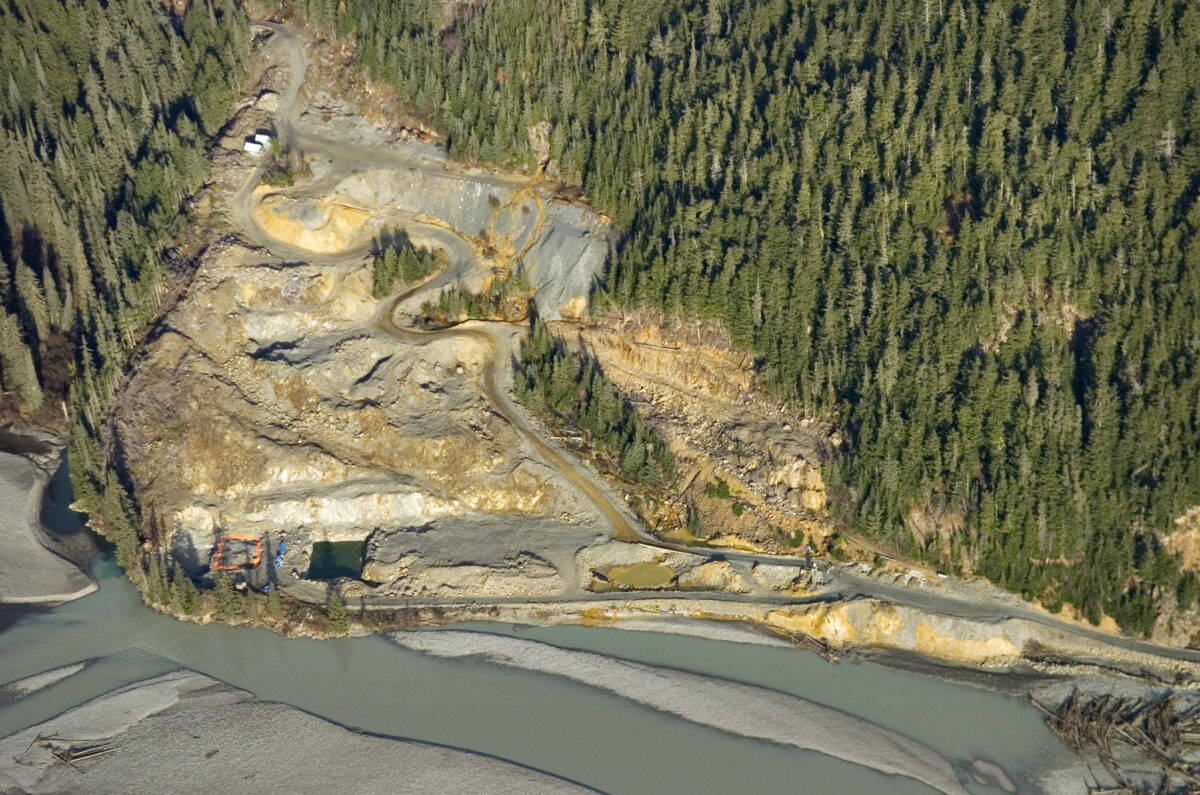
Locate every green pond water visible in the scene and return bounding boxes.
[307,540,365,579]
[0,461,1084,793]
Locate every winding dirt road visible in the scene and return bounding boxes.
[233,21,1200,671]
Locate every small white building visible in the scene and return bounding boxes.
[243,139,264,156]
[254,131,272,146]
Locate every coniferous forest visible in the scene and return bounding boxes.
[1,0,1196,636]
[299,0,1200,631]
[0,0,248,559]
[517,315,677,489]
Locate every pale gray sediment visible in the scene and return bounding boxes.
[391,630,971,794]
[0,431,95,605]
[0,662,88,703]
[0,670,585,794]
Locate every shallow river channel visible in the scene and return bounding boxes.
[0,463,1083,793]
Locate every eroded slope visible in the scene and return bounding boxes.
[113,232,615,601]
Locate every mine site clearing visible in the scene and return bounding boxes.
[97,19,1200,689]
[124,20,651,613]
[198,24,910,614]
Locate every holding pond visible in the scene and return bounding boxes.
[307,540,365,580]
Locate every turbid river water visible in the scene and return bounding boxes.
[0,462,1083,793]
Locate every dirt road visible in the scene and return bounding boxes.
[234,20,1200,671]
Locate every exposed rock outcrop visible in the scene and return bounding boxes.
[328,166,609,319]
[111,237,608,600]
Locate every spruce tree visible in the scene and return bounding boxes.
[171,571,200,615]
[298,0,1200,634]
[326,587,349,635]
[214,572,241,621]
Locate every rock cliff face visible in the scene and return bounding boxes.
[248,159,608,320]
[554,313,839,554]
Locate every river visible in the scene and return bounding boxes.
[0,459,1087,793]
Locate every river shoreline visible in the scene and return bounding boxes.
[7,16,1187,790]
[0,431,95,606]
[95,17,1200,694]
[0,669,587,794]
[0,558,1089,794]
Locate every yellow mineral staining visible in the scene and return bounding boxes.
[707,535,768,553]
[1050,602,1121,635]
[766,605,861,646]
[913,622,1021,665]
[676,561,749,593]
[766,602,1024,668]
[252,188,372,253]
[580,606,617,625]
[558,295,588,319]
[871,604,904,636]
[1167,506,1200,574]
[766,459,827,511]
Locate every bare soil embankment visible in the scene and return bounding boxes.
[112,21,622,613]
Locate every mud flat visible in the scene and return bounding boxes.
[0,431,94,605]
[0,670,583,794]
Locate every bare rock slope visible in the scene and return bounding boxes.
[112,237,608,602]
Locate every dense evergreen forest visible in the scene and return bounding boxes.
[517,316,676,489]
[419,270,531,322]
[0,0,248,559]
[301,0,1200,631]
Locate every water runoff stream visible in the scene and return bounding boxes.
[0,460,1083,793]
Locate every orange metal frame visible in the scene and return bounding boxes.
[212,535,264,571]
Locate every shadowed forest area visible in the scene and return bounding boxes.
[298,0,1200,633]
[0,0,249,563]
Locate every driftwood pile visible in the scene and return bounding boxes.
[1033,691,1200,792]
[30,735,118,769]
